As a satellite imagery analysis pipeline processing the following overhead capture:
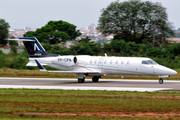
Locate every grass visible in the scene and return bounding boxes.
[0,68,180,80]
[0,116,168,120]
[0,89,180,119]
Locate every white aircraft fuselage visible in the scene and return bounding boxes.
[28,55,177,81]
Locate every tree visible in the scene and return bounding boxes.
[79,36,91,43]
[97,38,109,44]
[97,0,174,44]
[24,20,81,44]
[8,36,18,46]
[69,38,102,56]
[0,19,10,46]
[10,45,17,55]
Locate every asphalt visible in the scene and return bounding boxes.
[0,77,180,92]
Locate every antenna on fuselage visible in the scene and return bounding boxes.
[105,53,107,57]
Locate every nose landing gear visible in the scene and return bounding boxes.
[159,78,163,84]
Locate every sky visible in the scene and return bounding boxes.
[0,0,180,30]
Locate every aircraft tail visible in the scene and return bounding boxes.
[19,37,59,58]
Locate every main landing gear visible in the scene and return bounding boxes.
[92,76,99,82]
[159,78,163,84]
[78,77,85,83]
[77,75,100,83]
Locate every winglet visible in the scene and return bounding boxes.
[35,60,47,72]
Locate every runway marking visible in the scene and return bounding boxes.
[0,85,172,92]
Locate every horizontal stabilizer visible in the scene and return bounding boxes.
[26,61,48,66]
[5,39,35,41]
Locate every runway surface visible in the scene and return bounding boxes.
[0,77,180,92]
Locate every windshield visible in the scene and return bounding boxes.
[142,60,157,65]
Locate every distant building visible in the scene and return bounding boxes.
[175,31,180,33]
[8,27,37,38]
[59,40,78,48]
[88,23,96,31]
[166,38,180,43]
[106,34,114,40]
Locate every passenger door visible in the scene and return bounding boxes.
[98,58,104,68]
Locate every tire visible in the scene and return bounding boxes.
[78,77,85,83]
[92,76,99,82]
[159,78,163,84]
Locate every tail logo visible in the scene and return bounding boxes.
[33,43,43,55]
[34,43,40,51]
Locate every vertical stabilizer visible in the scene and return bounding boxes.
[19,37,59,58]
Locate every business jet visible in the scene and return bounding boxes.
[8,37,177,84]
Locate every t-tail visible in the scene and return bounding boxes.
[19,37,59,58]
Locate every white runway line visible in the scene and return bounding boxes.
[0,85,172,92]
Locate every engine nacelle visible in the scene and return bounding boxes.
[51,56,77,66]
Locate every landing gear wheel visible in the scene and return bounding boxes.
[159,78,163,84]
[78,77,85,83]
[92,76,99,82]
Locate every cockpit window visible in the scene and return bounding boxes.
[142,60,157,65]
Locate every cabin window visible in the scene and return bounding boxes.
[94,60,97,64]
[115,60,118,64]
[142,60,157,65]
[127,61,130,65]
[104,60,107,64]
[90,60,93,64]
[121,60,124,64]
[110,60,113,64]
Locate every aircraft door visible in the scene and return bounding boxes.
[152,65,155,74]
[98,58,104,68]
[117,58,122,69]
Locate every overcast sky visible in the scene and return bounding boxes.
[0,0,180,30]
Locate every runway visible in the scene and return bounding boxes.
[0,77,180,92]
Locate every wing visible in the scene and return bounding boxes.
[35,60,100,74]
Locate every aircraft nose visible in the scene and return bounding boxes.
[169,69,177,75]
[156,65,177,76]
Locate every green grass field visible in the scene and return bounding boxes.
[0,89,180,120]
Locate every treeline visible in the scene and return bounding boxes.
[1,39,180,69]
